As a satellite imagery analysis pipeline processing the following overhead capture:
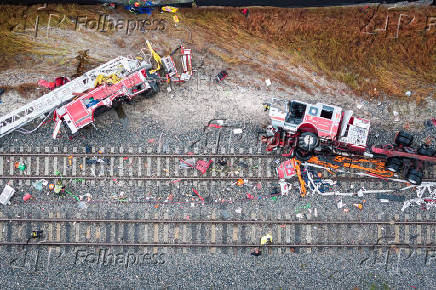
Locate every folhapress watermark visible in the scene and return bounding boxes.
[74,248,165,269]
[13,14,166,38]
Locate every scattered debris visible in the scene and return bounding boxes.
[353,203,363,210]
[279,180,292,196]
[233,128,243,135]
[337,200,346,209]
[0,185,15,205]
[80,193,92,202]
[77,201,88,210]
[54,184,63,194]
[14,162,26,171]
[179,158,195,169]
[235,207,242,214]
[405,91,412,97]
[195,160,213,174]
[23,194,32,202]
[425,118,436,129]
[277,160,296,179]
[32,179,48,191]
[236,179,245,186]
[260,234,273,245]
[162,6,179,13]
[37,77,70,90]
[27,230,43,244]
[251,247,261,256]
[402,183,436,211]
[240,8,249,18]
[376,193,405,202]
[215,70,228,83]
[265,78,271,87]
[192,188,205,202]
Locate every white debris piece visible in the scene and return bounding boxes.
[337,200,345,209]
[279,179,292,196]
[0,185,15,205]
[401,183,436,211]
[405,91,411,97]
[265,79,271,87]
[233,128,243,134]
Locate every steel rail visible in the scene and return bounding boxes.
[0,175,277,181]
[1,218,436,225]
[0,152,277,158]
[1,175,435,183]
[1,241,435,248]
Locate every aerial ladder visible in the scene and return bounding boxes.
[0,56,151,139]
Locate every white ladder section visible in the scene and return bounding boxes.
[0,56,151,138]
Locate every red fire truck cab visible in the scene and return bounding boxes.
[264,98,371,158]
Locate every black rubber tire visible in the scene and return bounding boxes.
[406,168,423,185]
[385,157,403,173]
[294,148,313,162]
[417,144,435,156]
[297,132,319,152]
[395,131,413,147]
[93,105,110,117]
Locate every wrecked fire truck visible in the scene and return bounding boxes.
[52,42,192,138]
[262,98,436,185]
[0,41,192,140]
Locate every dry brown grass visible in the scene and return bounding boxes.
[14,83,39,99]
[182,6,436,99]
[0,4,101,71]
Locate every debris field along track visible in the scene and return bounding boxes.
[0,147,435,185]
[0,212,435,252]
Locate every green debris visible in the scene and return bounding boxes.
[18,164,26,171]
[65,190,80,202]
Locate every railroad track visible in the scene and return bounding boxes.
[0,146,281,186]
[0,147,293,187]
[0,212,435,252]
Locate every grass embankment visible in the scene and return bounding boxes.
[0,4,97,71]
[182,6,436,99]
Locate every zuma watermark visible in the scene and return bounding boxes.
[74,248,165,269]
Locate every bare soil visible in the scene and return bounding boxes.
[0,4,434,143]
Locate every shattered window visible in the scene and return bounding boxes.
[321,105,334,119]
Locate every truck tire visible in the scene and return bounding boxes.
[297,132,319,152]
[385,157,403,173]
[294,148,313,162]
[142,82,159,99]
[395,131,413,147]
[406,168,423,185]
[417,144,435,156]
